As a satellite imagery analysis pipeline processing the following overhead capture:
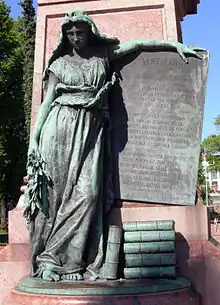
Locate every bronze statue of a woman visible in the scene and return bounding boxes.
[24,10,200,282]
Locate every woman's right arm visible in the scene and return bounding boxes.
[30,72,59,151]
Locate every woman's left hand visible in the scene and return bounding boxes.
[174,43,205,63]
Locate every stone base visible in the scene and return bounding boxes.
[3,278,200,305]
[0,244,30,304]
[110,200,209,241]
[17,276,191,295]
[8,207,29,244]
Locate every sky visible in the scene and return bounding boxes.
[182,1,220,139]
[4,0,220,140]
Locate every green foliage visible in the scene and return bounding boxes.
[201,134,220,171]
[19,0,36,138]
[197,155,206,185]
[197,154,212,205]
[0,2,17,59]
[197,133,220,205]
[0,0,36,210]
[214,115,220,132]
[0,231,8,243]
[0,1,28,206]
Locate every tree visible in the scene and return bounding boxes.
[19,0,36,138]
[0,1,27,208]
[201,134,220,171]
[214,115,220,132]
[197,151,212,205]
[197,131,220,206]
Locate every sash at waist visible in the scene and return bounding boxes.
[51,72,117,110]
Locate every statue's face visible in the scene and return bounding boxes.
[66,22,89,51]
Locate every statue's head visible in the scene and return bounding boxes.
[60,10,119,50]
[63,21,90,51]
[43,10,119,87]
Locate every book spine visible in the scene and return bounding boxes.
[124,231,175,243]
[125,253,176,268]
[123,220,174,232]
[103,226,122,279]
[123,241,175,254]
[124,266,176,279]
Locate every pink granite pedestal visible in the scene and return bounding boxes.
[0,208,30,305]
[2,0,215,304]
[3,208,220,305]
[0,244,30,303]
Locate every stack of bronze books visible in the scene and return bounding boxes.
[122,220,176,279]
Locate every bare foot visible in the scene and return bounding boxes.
[42,270,60,282]
[61,273,83,281]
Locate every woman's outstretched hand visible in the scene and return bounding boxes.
[174,43,204,63]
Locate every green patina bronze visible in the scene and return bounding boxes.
[17,276,191,295]
[24,10,201,283]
